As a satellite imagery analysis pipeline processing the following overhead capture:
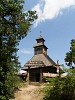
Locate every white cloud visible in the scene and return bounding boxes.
[18,49,33,54]
[32,0,75,27]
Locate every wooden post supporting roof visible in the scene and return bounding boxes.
[26,66,30,84]
[40,68,42,83]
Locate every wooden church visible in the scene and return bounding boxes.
[22,35,59,82]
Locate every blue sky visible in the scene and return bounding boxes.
[18,0,75,67]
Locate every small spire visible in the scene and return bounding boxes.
[36,35,44,40]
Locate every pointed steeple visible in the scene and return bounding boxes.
[33,35,48,55]
[36,35,45,40]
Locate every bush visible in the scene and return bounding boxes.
[43,75,75,100]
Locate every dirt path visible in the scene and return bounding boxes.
[10,85,44,100]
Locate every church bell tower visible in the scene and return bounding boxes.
[33,35,48,55]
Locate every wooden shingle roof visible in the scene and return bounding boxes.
[22,54,57,70]
[22,61,45,69]
[33,42,48,49]
[33,42,43,47]
[36,35,45,41]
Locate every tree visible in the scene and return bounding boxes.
[64,39,75,68]
[44,40,75,100]
[0,0,37,100]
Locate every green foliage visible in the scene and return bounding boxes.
[43,69,75,100]
[44,40,75,100]
[65,39,75,67]
[44,76,75,100]
[43,77,62,100]
[0,0,37,100]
